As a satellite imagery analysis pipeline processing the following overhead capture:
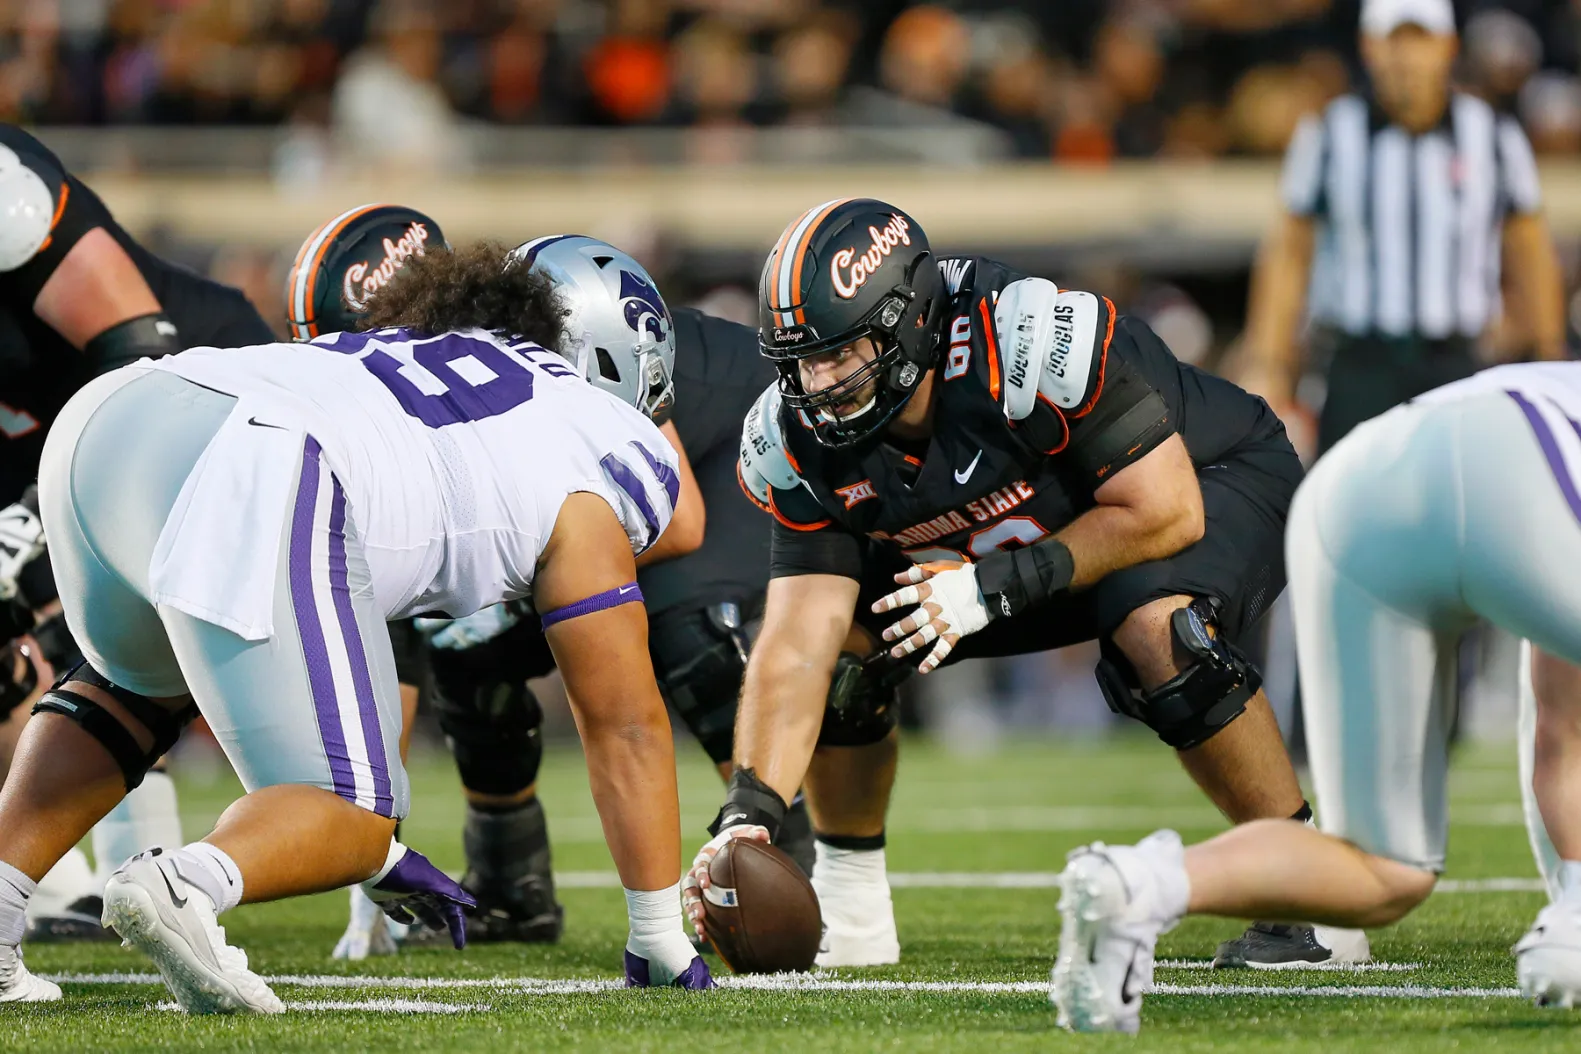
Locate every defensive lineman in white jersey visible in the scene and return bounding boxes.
[0,242,712,1012]
[1052,361,1581,1033]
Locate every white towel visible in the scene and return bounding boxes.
[148,397,308,641]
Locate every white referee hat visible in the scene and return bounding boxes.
[1361,0,1456,36]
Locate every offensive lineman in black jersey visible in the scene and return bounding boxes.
[682,198,1363,970]
[0,124,275,941]
[285,216,811,955]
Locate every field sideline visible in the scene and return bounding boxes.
[12,733,1575,1053]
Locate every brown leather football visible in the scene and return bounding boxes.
[703,839,822,974]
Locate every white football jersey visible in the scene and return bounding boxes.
[145,327,678,628]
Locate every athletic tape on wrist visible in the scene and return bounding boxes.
[539,582,643,629]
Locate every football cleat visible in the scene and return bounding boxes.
[1517,902,1581,1007]
[1212,922,1371,969]
[101,849,283,1014]
[0,944,61,1002]
[404,870,563,946]
[25,895,117,943]
[1052,831,1183,1035]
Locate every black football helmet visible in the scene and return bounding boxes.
[286,204,447,340]
[758,198,946,447]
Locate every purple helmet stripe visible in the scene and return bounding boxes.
[288,436,356,803]
[326,477,394,816]
[514,234,579,270]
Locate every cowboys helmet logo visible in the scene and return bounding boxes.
[620,270,670,344]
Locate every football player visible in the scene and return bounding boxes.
[1053,362,1581,1032]
[288,214,812,955]
[684,198,1343,969]
[0,123,275,940]
[0,241,711,1009]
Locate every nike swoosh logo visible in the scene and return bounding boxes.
[618,586,638,596]
[954,450,983,485]
[247,416,285,430]
[158,867,188,910]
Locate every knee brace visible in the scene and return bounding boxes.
[650,602,752,765]
[431,668,545,797]
[1097,599,1261,751]
[818,652,909,748]
[31,663,198,791]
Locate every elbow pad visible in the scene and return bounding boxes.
[83,313,181,373]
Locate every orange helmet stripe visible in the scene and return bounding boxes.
[766,197,850,327]
[288,203,387,340]
[787,197,852,325]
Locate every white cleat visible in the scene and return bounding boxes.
[0,944,61,1003]
[1052,831,1184,1035]
[101,849,283,1015]
[1517,902,1581,1008]
[332,883,401,960]
[812,880,900,968]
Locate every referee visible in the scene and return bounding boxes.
[1221,0,1567,973]
[1242,0,1566,453]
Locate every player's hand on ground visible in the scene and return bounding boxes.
[872,561,990,674]
[682,825,770,941]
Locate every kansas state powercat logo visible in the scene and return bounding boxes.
[831,215,911,300]
[621,270,671,343]
[343,221,432,310]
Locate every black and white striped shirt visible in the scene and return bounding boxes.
[1282,92,1543,340]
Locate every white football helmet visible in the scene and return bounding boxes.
[509,235,676,423]
[0,145,54,273]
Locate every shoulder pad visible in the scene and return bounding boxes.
[937,256,976,297]
[0,146,54,273]
[739,384,803,505]
[994,279,1109,420]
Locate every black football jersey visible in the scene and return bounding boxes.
[740,255,1286,576]
[635,307,778,613]
[0,124,274,501]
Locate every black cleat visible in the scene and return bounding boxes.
[26,895,116,943]
[1213,922,1341,969]
[404,872,564,946]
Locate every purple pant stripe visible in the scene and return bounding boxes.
[289,436,357,803]
[326,478,394,816]
[1508,390,1581,528]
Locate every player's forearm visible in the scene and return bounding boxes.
[1057,498,1205,590]
[733,651,830,806]
[1242,217,1314,401]
[573,682,682,889]
[1508,220,1567,361]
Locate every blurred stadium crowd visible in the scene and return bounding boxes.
[2,0,1579,161]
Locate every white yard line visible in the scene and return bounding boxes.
[1155,960,1421,972]
[55,973,1522,1000]
[153,998,489,1013]
[553,871,1546,893]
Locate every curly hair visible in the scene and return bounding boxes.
[356,240,568,352]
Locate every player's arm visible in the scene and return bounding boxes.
[0,131,175,370]
[635,420,705,568]
[536,491,680,891]
[1003,294,1202,586]
[1240,112,1324,406]
[1498,117,1565,362]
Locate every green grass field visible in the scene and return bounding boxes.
[9,732,1573,1052]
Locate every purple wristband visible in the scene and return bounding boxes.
[538,582,644,629]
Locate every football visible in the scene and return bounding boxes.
[702,839,822,974]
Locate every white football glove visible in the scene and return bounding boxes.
[681,824,770,942]
[416,603,520,651]
[871,562,990,674]
[0,497,45,602]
